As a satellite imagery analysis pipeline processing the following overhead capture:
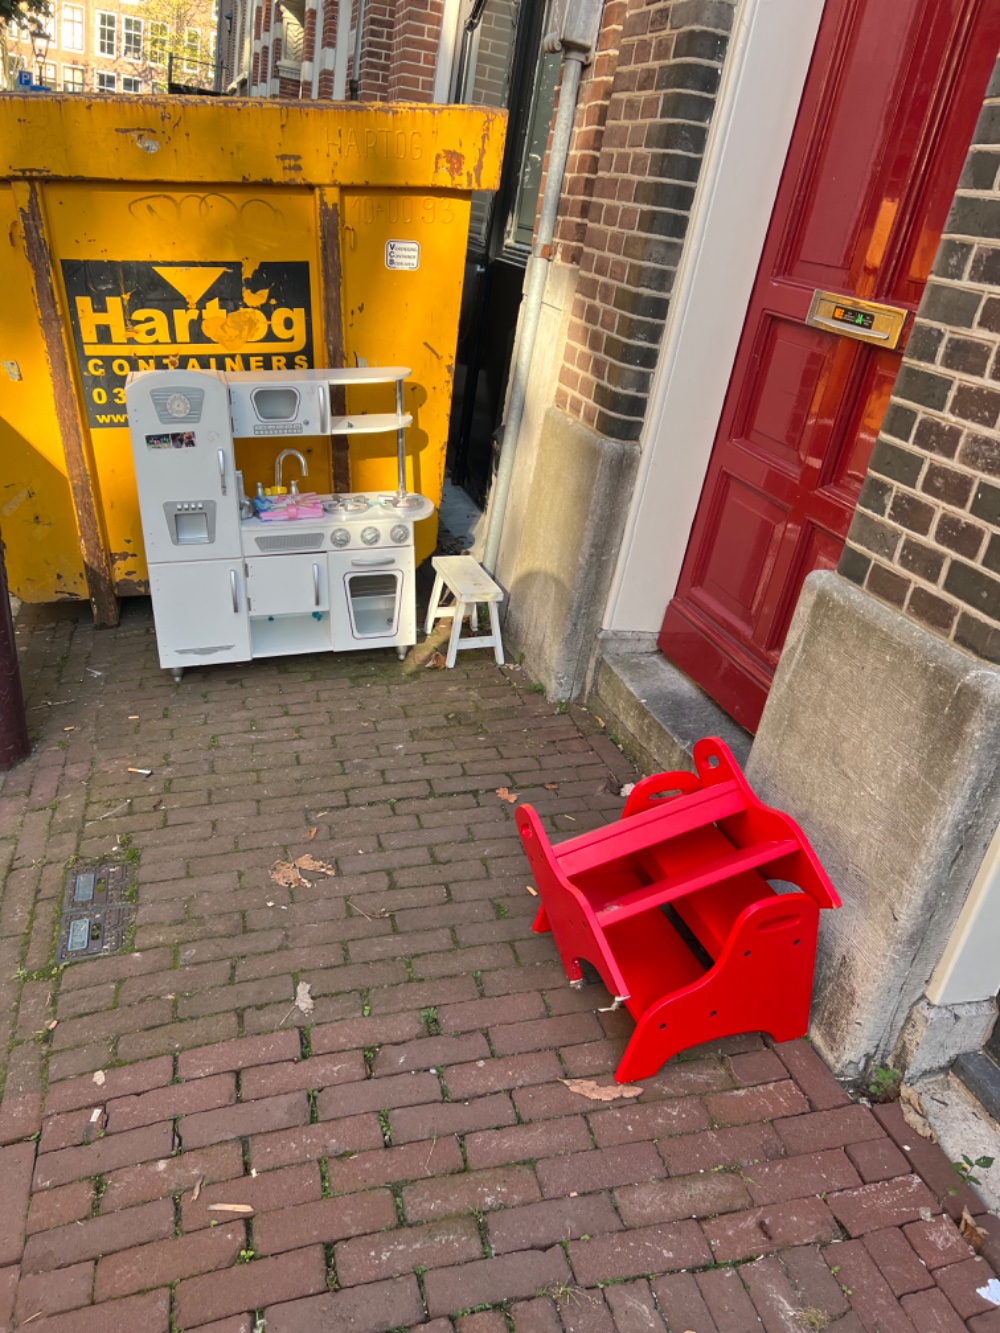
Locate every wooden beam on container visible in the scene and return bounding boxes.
[319,186,351,494]
[13,182,119,628]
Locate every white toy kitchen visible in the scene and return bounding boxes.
[125,366,434,681]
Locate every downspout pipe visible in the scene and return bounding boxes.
[482,48,585,574]
[349,0,363,99]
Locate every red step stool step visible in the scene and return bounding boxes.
[516,737,840,1082]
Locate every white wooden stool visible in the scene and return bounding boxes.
[425,555,504,668]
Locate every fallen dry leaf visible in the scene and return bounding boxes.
[191,1175,204,1203]
[207,1203,254,1215]
[560,1078,642,1102]
[269,860,309,889]
[46,1020,58,1031]
[295,854,336,877]
[526,885,538,897]
[427,651,448,670]
[544,783,559,791]
[496,787,518,804]
[961,1206,985,1252]
[307,826,318,840]
[899,1083,937,1142]
[92,1070,105,1086]
[294,981,315,1015]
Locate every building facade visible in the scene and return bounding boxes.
[3,0,216,93]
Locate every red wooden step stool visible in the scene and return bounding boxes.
[517,737,840,1082]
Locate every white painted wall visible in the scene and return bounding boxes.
[603,0,825,636]
[928,818,1000,1007]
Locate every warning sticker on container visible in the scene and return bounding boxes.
[385,240,421,271]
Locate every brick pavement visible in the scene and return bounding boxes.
[0,599,997,1332]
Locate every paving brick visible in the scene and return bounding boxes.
[182,1162,322,1232]
[249,1113,383,1172]
[746,1148,862,1205]
[932,1257,998,1319]
[404,1163,541,1221]
[102,1140,245,1212]
[774,1039,852,1110]
[604,1280,668,1333]
[14,1288,171,1333]
[489,1013,605,1056]
[106,1073,236,1133]
[703,1197,839,1262]
[706,1080,810,1126]
[537,1140,665,1197]
[487,1192,623,1255]
[117,1013,241,1062]
[825,1238,918,1333]
[699,1263,766,1333]
[94,1224,244,1301]
[614,1171,752,1227]
[316,1070,442,1122]
[39,1105,106,1154]
[389,1092,517,1144]
[175,1246,328,1329]
[902,1216,975,1269]
[438,991,547,1032]
[26,1179,93,1234]
[659,1121,786,1175]
[457,1313,508,1333]
[241,1052,366,1100]
[373,1033,492,1075]
[13,1260,94,1323]
[511,1298,563,1333]
[0,1091,43,1145]
[33,1121,174,1190]
[0,1142,38,1265]
[729,1049,789,1087]
[337,1215,482,1284]
[782,1244,851,1317]
[829,1176,939,1236]
[59,948,174,992]
[367,974,478,1014]
[177,1030,302,1078]
[872,1104,982,1221]
[265,1274,424,1333]
[775,1106,885,1155]
[863,1227,935,1296]
[569,1219,712,1283]
[22,1199,174,1274]
[181,1091,309,1148]
[253,1188,397,1255]
[424,1247,571,1318]
[588,1096,711,1145]
[848,1137,912,1184]
[44,1057,174,1113]
[0,1265,16,1333]
[186,1319,253,1333]
[308,1012,425,1055]
[465,1114,592,1169]
[324,1134,465,1195]
[901,1289,969,1333]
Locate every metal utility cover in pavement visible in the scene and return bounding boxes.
[56,861,134,964]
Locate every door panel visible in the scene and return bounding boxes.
[660,0,1000,732]
[246,554,329,617]
[148,559,251,668]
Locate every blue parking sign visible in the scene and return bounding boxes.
[16,69,32,88]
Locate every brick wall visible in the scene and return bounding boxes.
[551,0,738,442]
[388,0,444,102]
[839,58,1000,664]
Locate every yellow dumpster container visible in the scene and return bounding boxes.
[0,95,506,623]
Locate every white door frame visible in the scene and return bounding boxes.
[602,0,826,637]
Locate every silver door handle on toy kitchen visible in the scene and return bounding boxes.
[350,557,395,567]
[218,449,228,495]
[312,563,321,606]
[319,389,330,435]
[230,569,240,612]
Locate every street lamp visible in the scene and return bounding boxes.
[28,20,51,87]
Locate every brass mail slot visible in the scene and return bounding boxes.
[806,290,908,350]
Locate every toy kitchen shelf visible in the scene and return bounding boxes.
[125,365,433,681]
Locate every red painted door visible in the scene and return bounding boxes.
[659,0,1000,733]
